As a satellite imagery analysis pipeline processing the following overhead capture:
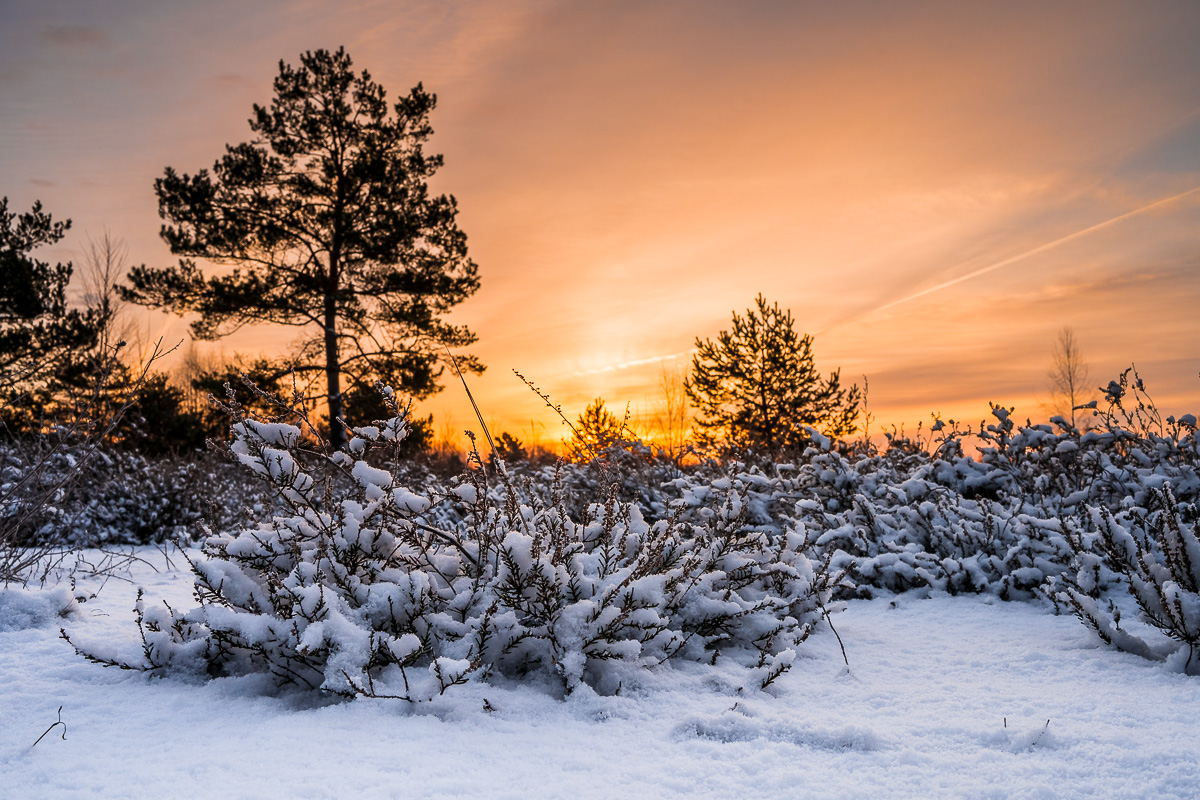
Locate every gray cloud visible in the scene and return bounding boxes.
[42,25,109,48]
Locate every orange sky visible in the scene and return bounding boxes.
[2,1,1198,449]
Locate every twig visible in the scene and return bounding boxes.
[446,347,496,464]
[1031,719,1051,746]
[818,598,849,667]
[513,369,596,459]
[32,706,66,747]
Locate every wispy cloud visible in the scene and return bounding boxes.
[570,351,692,377]
[869,185,1200,316]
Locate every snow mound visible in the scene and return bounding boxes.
[0,586,78,631]
[981,720,1062,752]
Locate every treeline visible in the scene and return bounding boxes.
[2,190,860,464]
[4,46,868,466]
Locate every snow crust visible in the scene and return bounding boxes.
[4,550,1200,799]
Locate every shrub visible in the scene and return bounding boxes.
[61,366,1200,680]
[68,387,840,699]
[0,442,268,550]
[1056,487,1200,671]
[0,339,178,582]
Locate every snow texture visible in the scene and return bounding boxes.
[3,551,1199,799]
[0,586,77,632]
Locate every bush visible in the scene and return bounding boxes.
[0,442,269,551]
[62,366,1200,680]
[0,340,181,582]
[1055,487,1200,669]
[69,388,840,699]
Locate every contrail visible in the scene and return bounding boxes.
[570,350,693,377]
[873,184,1200,314]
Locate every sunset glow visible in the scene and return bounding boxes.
[2,1,1198,448]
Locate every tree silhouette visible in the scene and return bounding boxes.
[570,397,625,460]
[1047,327,1091,429]
[121,48,481,447]
[686,295,859,452]
[0,198,102,426]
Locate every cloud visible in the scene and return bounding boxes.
[210,73,256,92]
[868,185,1200,316]
[41,25,108,48]
[569,350,692,377]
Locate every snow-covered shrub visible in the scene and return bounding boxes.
[1056,486,1200,670]
[62,367,1199,680]
[683,442,1074,601]
[653,371,1197,605]
[68,389,839,699]
[501,444,689,525]
[0,442,264,548]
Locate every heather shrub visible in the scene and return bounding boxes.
[657,370,1197,610]
[1055,487,1200,670]
[62,367,1200,680]
[0,442,267,548]
[1047,374,1200,669]
[69,388,840,699]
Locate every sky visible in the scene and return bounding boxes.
[2,0,1198,448]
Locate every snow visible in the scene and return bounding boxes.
[0,586,77,633]
[451,483,478,504]
[3,550,1199,799]
[352,460,393,491]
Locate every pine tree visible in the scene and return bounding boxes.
[121,48,481,448]
[686,295,859,452]
[0,198,102,429]
[570,396,625,460]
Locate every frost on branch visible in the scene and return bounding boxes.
[1057,486,1200,672]
[81,387,838,700]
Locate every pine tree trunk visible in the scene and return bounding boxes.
[325,305,344,450]
[325,244,345,450]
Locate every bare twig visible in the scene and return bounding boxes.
[818,598,849,667]
[31,706,66,747]
[446,347,496,466]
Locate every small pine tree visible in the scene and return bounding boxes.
[687,295,860,452]
[570,397,625,461]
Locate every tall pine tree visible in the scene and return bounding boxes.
[122,48,481,447]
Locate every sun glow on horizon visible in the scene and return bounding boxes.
[2,1,1198,449]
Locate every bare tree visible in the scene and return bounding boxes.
[78,230,134,353]
[1048,327,1091,428]
[652,361,690,464]
[170,341,225,417]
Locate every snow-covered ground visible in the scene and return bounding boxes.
[2,549,1198,800]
